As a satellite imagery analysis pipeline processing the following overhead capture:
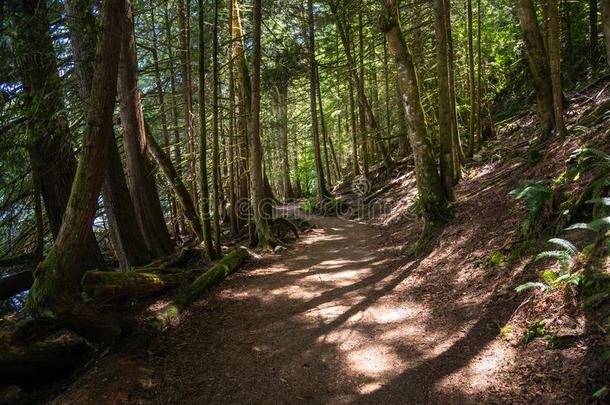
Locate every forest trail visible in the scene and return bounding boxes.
[53,206,521,404]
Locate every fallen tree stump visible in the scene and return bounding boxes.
[82,270,190,301]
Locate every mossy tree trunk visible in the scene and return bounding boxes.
[118,0,173,258]
[382,0,450,223]
[26,0,126,343]
[515,0,556,139]
[145,123,204,244]
[548,0,568,137]
[11,0,104,272]
[250,0,282,248]
[197,0,218,259]
[308,0,331,200]
[433,0,455,201]
[64,0,150,270]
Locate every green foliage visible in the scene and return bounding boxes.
[509,180,553,237]
[487,251,506,268]
[523,320,547,344]
[593,386,608,400]
[302,196,317,214]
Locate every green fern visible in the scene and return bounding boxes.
[509,180,552,237]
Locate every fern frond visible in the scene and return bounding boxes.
[548,238,578,255]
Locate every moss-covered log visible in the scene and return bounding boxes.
[81,270,190,300]
[0,339,90,383]
[132,247,250,345]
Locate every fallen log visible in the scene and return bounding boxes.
[0,271,33,301]
[0,339,90,383]
[146,247,251,333]
[81,270,190,301]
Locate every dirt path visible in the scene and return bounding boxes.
[50,201,592,404]
[51,212,502,404]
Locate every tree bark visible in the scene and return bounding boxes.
[591,0,600,62]
[12,0,104,271]
[211,0,223,257]
[178,0,198,203]
[148,0,179,234]
[434,0,455,200]
[308,0,330,200]
[276,85,294,201]
[82,270,189,301]
[118,2,173,258]
[602,0,610,66]
[198,0,218,259]
[467,0,477,158]
[250,0,281,248]
[382,0,449,222]
[515,0,555,139]
[26,0,126,343]
[64,0,150,270]
[145,126,204,244]
[548,0,568,137]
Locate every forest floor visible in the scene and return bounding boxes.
[30,78,609,404]
[48,206,602,404]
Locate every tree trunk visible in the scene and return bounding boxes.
[308,0,330,200]
[516,0,555,139]
[163,0,185,236]
[64,0,150,270]
[316,64,334,187]
[148,0,179,234]
[118,2,173,258]
[81,270,189,301]
[198,0,218,259]
[357,10,370,178]
[602,0,610,66]
[250,0,281,248]
[347,40,360,175]
[227,0,240,235]
[591,0,599,62]
[467,0,477,158]
[26,0,126,343]
[145,125,204,244]
[178,0,198,203]
[277,86,294,201]
[382,0,449,223]
[395,76,411,157]
[13,0,104,272]
[548,0,568,137]
[211,0,223,257]
[434,0,455,201]
[147,247,250,333]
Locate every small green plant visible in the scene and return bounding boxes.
[509,180,553,237]
[487,251,506,267]
[523,320,547,344]
[302,196,317,214]
[515,238,584,293]
[499,324,514,340]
